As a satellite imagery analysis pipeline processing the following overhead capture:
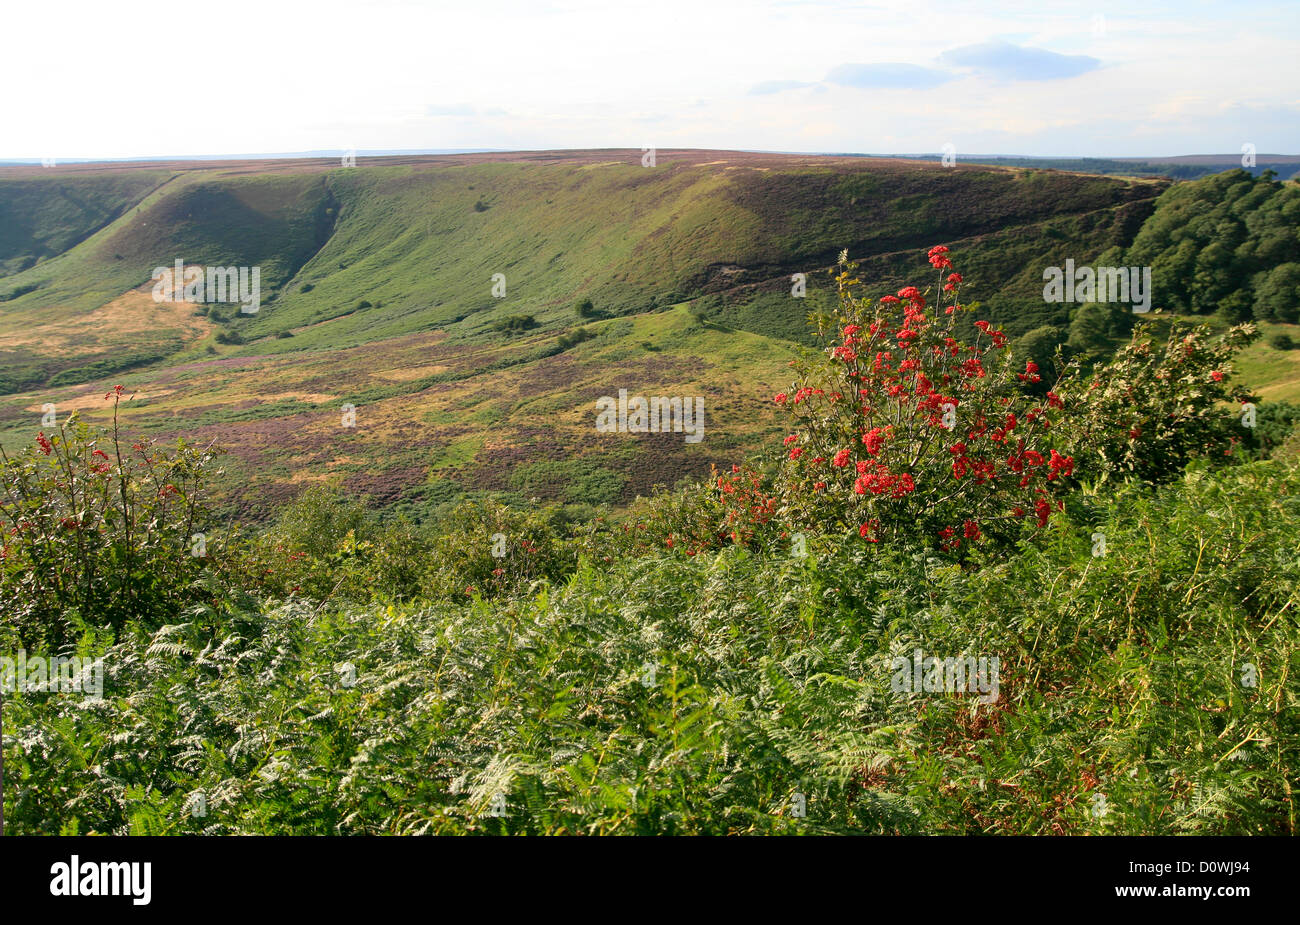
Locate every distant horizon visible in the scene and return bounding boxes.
[3,147,1298,166]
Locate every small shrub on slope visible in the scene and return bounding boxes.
[1059,320,1259,485]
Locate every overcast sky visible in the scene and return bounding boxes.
[3,0,1297,159]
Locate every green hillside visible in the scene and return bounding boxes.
[0,153,1165,352]
[0,169,171,277]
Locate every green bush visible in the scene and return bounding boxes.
[556,327,594,350]
[235,486,402,602]
[231,489,578,605]
[1059,320,1258,484]
[418,498,575,599]
[491,314,538,333]
[0,388,225,647]
[1240,400,1300,459]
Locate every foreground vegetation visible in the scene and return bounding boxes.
[3,459,1296,834]
[2,249,1297,835]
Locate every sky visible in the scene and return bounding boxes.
[2,0,1297,160]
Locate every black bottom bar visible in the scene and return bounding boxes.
[1,836,1288,912]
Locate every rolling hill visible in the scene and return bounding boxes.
[4,149,1293,521]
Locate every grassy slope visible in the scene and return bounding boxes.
[0,170,173,277]
[1236,321,1300,403]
